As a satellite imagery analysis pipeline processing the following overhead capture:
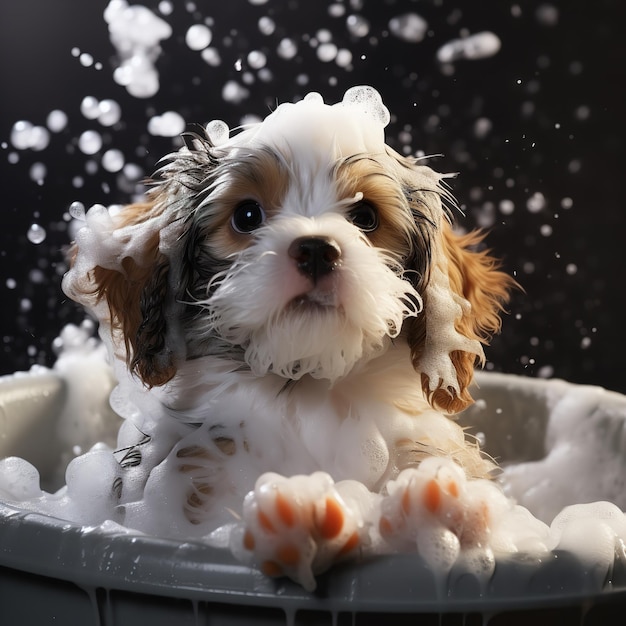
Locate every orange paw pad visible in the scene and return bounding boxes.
[261,560,283,578]
[318,497,344,539]
[243,530,255,551]
[276,492,296,527]
[277,544,301,566]
[423,479,442,513]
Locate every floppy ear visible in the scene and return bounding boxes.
[66,202,178,387]
[408,224,515,414]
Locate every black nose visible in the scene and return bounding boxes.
[288,236,341,283]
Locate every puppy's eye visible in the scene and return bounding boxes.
[231,201,266,233]
[348,202,379,232]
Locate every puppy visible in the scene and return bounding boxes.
[63,87,514,590]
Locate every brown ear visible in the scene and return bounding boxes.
[69,202,177,387]
[409,224,516,414]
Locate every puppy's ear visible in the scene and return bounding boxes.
[66,202,178,387]
[408,224,515,414]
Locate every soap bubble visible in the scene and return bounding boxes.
[388,13,428,43]
[80,96,101,120]
[247,50,267,69]
[27,224,47,245]
[258,16,275,35]
[46,109,68,133]
[97,99,122,127]
[317,42,338,63]
[69,201,86,221]
[147,111,186,137]
[527,191,546,213]
[346,14,370,38]
[78,130,103,155]
[101,149,125,172]
[277,38,298,60]
[206,120,230,146]
[437,32,502,63]
[29,162,47,184]
[222,81,250,104]
[185,24,212,50]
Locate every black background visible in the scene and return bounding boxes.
[1,0,624,392]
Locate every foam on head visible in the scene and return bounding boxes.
[207,86,391,160]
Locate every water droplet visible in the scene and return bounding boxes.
[147,111,186,137]
[27,224,47,245]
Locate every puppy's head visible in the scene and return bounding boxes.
[64,87,513,412]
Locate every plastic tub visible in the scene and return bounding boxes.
[1,370,625,625]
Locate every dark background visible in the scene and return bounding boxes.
[1,0,624,392]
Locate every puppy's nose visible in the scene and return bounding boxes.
[288,236,341,283]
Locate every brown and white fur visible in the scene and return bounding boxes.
[63,89,514,589]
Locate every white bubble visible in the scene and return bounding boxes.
[474,117,492,138]
[158,0,173,15]
[527,191,546,213]
[29,162,47,184]
[98,99,122,126]
[388,13,428,43]
[437,32,501,64]
[10,121,34,150]
[247,50,267,69]
[79,52,94,67]
[6,278,16,289]
[346,14,370,38]
[248,0,268,4]
[105,0,172,98]
[147,111,186,137]
[69,201,86,220]
[335,48,353,68]
[201,48,221,66]
[536,4,559,26]
[317,42,338,63]
[499,199,515,215]
[29,126,51,151]
[78,130,103,155]
[206,120,230,145]
[102,149,125,172]
[27,224,47,245]
[47,109,68,133]
[540,224,553,237]
[258,16,275,35]
[11,122,50,151]
[561,197,573,209]
[277,38,298,60]
[328,3,345,17]
[222,80,250,104]
[185,24,212,50]
[565,263,578,275]
[81,96,101,120]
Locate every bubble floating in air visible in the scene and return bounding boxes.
[27,224,47,245]
[46,110,68,133]
[104,0,172,98]
[69,201,86,221]
[437,31,502,64]
[147,111,186,137]
[388,13,428,43]
[78,130,103,155]
[185,24,212,50]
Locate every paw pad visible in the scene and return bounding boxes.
[237,472,362,591]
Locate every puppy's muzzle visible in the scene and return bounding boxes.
[288,236,341,285]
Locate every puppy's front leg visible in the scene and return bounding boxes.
[234,472,367,591]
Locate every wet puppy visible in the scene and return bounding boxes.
[64,87,514,589]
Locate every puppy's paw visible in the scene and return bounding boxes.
[236,472,362,591]
[378,458,492,571]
